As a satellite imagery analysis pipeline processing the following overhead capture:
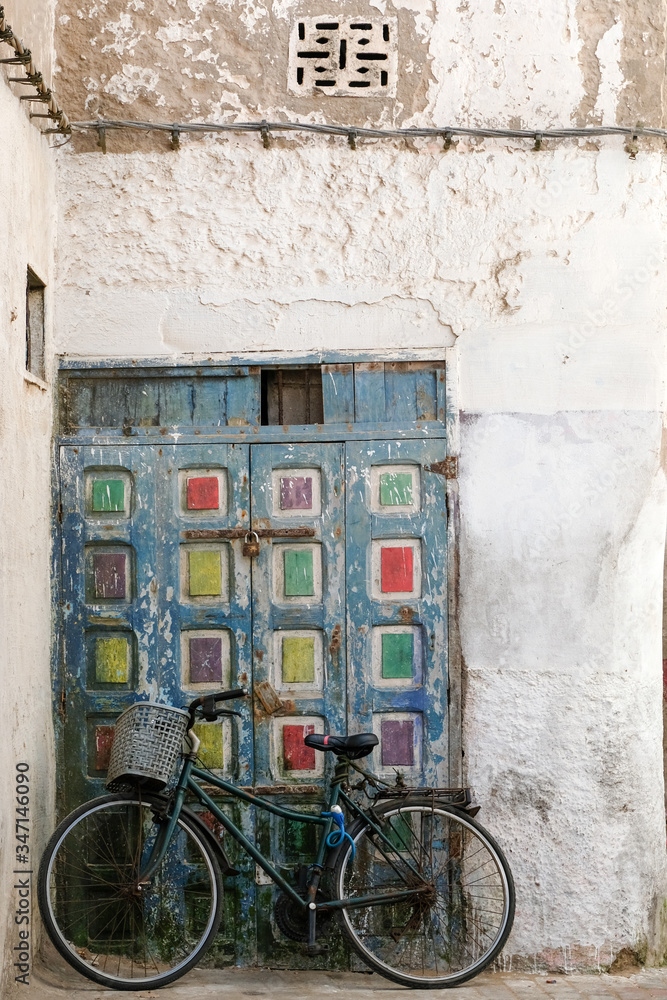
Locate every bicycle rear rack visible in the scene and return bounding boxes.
[374,786,480,816]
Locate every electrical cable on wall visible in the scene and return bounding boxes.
[0,6,658,156]
[72,117,656,157]
[0,5,70,135]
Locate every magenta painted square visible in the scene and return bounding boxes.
[93,553,126,599]
[280,476,313,510]
[189,637,223,685]
[381,719,414,767]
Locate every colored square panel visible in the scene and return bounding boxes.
[284,550,314,597]
[189,550,221,597]
[280,476,313,510]
[187,477,220,511]
[95,725,115,770]
[95,636,129,683]
[381,633,413,679]
[380,472,413,507]
[283,724,316,771]
[282,637,315,684]
[92,479,125,513]
[93,553,126,599]
[193,723,224,768]
[381,719,414,767]
[381,547,413,593]
[189,636,223,685]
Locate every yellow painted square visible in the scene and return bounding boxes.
[189,550,221,597]
[193,723,224,768]
[282,636,315,684]
[95,636,129,683]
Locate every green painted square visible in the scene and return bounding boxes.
[282,636,315,683]
[383,813,415,853]
[189,550,222,597]
[379,472,413,507]
[95,636,129,683]
[381,633,414,679]
[284,549,314,597]
[193,723,224,768]
[92,479,125,512]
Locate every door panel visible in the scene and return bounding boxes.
[60,445,161,807]
[156,443,253,781]
[249,443,347,965]
[345,440,449,787]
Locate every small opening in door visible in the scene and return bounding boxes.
[261,367,324,426]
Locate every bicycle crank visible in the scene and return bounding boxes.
[274,889,331,942]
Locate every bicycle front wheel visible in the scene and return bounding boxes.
[38,793,223,990]
[333,799,514,988]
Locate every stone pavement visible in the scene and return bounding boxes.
[26,946,667,1000]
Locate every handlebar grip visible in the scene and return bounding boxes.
[214,688,248,702]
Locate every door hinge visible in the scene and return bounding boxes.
[426,457,457,479]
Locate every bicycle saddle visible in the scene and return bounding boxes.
[304,733,378,760]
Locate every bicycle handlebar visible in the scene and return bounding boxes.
[187,688,249,727]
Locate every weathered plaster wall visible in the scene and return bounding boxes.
[49,0,667,974]
[51,0,667,133]
[54,138,667,968]
[0,2,57,993]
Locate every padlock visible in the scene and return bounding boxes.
[243,530,260,558]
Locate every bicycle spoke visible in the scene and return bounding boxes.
[40,796,221,989]
[337,802,513,986]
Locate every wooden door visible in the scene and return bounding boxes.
[58,432,449,965]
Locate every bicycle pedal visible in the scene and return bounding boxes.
[302,944,329,956]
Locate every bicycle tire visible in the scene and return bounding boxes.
[37,792,223,990]
[333,798,515,988]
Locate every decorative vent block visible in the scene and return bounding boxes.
[289,17,397,97]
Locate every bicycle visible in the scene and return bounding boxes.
[38,688,515,991]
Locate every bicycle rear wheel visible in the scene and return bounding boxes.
[38,793,223,990]
[333,799,514,988]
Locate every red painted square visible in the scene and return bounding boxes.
[187,477,219,510]
[381,547,414,593]
[283,724,316,771]
[95,725,115,770]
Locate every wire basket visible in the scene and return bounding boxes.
[106,701,190,792]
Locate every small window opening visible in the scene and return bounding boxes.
[26,267,46,381]
[261,367,324,425]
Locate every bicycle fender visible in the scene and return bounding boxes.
[181,805,241,877]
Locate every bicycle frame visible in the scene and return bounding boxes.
[140,754,430,917]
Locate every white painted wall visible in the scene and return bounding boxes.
[53,137,667,968]
[0,2,57,993]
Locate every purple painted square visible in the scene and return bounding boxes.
[93,553,126,599]
[189,637,223,684]
[381,719,414,767]
[280,476,313,510]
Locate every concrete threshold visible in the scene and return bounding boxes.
[27,947,667,1000]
